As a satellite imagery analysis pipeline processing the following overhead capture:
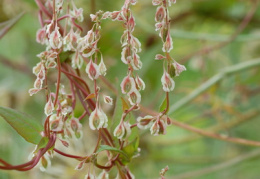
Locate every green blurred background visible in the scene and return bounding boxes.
[0,0,260,178]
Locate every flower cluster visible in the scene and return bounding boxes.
[18,0,184,178]
[110,0,146,141]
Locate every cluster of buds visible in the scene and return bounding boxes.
[135,0,186,136]
[110,0,145,141]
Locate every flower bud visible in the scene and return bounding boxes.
[89,107,108,130]
[44,97,54,116]
[110,11,121,21]
[128,15,135,32]
[155,54,165,60]
[131,53,142,70]
[173,62,186,76]
[85,173,95,179]
[70,2,84,22]
[103,95,113,105]
[135,76,145,91]
[137,115,154,129]
[155,6,165,22]
[36,28,47,45]
[32,62,43,75]
[45,59,57,69]
[97,170,109,179]
[40,154,51,172]
[121,75,135,94]
[155,22,163,31]
[34,77,43,89]
[121,47,130,64]
[28,88,40,96]
[128,89,141,105]
[86,60,100,80]
[161,71,175,92]
[131,36,142,53]
[98,56,107,76]
[150,120,167,136]
[113,121,131,140]
[71,51,83,69]
[152,0,162,6]
[162,31,173,52]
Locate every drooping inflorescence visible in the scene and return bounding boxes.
[0,0,182,178]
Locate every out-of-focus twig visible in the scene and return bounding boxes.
[173,149,260,179]
[0,12,24,39]
[0,55,33,77]
[180,1,258,63]
[168,58,260,114]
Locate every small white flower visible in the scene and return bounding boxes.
[86,60,100,80]
[161,71,175,92]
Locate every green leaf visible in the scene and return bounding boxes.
[34,137,49,154]
[120,137,139,165]
[159,97,168,113]
[0,106,43,144]
[96,145,129,159]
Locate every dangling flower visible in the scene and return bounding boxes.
[155,6,165,22]
[98,55,107,76]
[162,31,173,52]
[89,107,108,130]
[135,76,145,91]
[70,1,84,22]
[71,51,83,69]
[70,117,82,139]
[120,75,135,94]
[63,29,79,51]
[173,62,186,76]
[49,114,63,131]
[97,170,109,179]
[152,0,162,6]
[136,115,154,129]
[84,173,95,179]
[86,60,100,80]
[131,53,142,70]
[49,26,63,49]
[161,71,175,92]
[113,121,131,140]
[128,89,141,105]
[150,120,167,136]
[103,95,113,105]
[44,97,54,116]
[36,27,47,45]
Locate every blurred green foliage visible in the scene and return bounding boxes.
[0,0,260,178]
